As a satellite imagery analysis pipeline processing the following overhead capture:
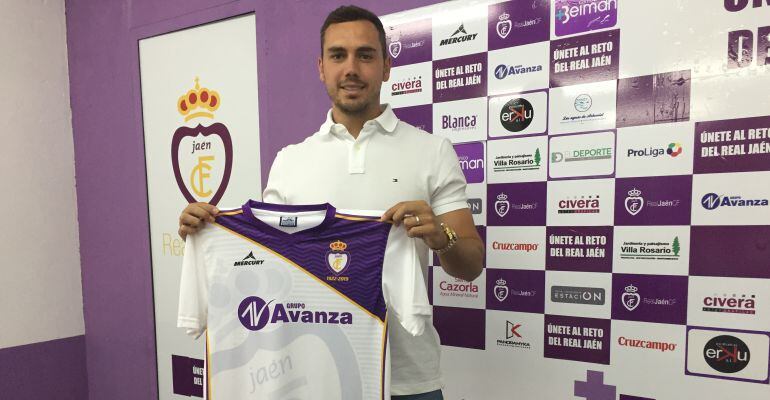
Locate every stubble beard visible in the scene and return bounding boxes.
[332,87,380,116]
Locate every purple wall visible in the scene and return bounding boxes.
[0,336,87,400]
[65,1,441,399]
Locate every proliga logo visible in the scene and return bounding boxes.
[667,142,683,157]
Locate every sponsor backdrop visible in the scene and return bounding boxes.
[139,15,262,399]
[383,1,770,399]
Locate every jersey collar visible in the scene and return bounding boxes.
[240,200,337,240]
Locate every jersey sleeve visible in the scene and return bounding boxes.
[382,224,432,337]
[430,137,469,216]
[177,232,209,338]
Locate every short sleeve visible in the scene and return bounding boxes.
[382,225,432,337]
[177,233,209,338]
[430,137,469,216]
[262,149,288,204]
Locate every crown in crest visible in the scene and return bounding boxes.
[499,12,510,21]
[628,188,642,197]
[497,193,508,201]
[624,284,638,293]
[496,278,507,286]
[177,77,220,121]
[330,240,348,251]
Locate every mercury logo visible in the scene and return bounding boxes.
[440,23,478,46]
[234,251,265,267]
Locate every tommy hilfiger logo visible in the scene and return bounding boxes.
[234,251,265,267]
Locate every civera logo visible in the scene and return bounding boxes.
[703,294,756,315]
[391,76,423,96]
[704,335,750,373]
[238,297,352,331]
[558,195,601,214]
[701,193,769,210]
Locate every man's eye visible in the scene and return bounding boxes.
[330,54,344,60]
[360,54,373,60]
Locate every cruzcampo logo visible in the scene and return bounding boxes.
[171,77,233,206]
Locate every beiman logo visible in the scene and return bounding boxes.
[237,297,352,331]
[703,335,750,373]
[440,23,478,46]
[701,193,769,210]
[703,294,756,315]
[234,251,265,267]
[391,76,422,96]
[555,0,617,35]
[500,98,534,132]
[494,64,543,80]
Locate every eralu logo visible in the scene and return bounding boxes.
[494,64,543,80]
[558,195,601,214]
[551,286,605,305]
[627,143,683,158]
[237,297,352,331]
[234,251,265,267]
[703,335,750,373]
[391,76,422,96]
[701,193,769,210]
[500,98,534,132]
[439,23,478,46]
[703,294,756,315]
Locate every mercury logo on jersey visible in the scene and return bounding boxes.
[233,251,265,267]
[237,296,352,331]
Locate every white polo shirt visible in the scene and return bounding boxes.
[263,104,469,395]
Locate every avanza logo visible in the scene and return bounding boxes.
[391,77,422,96]
[237,297,352,331]
[439,23,478,46]
[494,64,543,80]
[558,195,600,214]
[701,193,769,210]
[703,294,756,315]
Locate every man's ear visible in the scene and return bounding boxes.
[383,55,391,82]
[318,56,325,82]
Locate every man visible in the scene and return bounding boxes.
[178,5,484,399]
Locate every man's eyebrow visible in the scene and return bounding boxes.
[356,46,377,53]
[326,46,347,53]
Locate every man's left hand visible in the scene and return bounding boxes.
[381,200,448,250]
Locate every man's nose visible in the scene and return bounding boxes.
[342,56,361,76]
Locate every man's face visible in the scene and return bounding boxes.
[318,20,391,115]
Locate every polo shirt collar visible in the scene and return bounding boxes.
[318,104,398,137]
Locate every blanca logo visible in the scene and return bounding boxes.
[625,188,644,215]
[391,76,422,96]
[494,278,509,302]
[701,193,769,210]
[558,195,601,214]
[627,142,683,158]
[495,193,510,217]
[500,98,534,132]
[440,23,478,46]
[496,12,512,39]
[622,284,640,311]
[234,251,265,267]
[238,297,352,331]
[494,63,543,80]
[703,335,751,373]
[442,114,477,131]
[703,294,756,315]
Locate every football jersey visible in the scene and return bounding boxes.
[177,200,431,400]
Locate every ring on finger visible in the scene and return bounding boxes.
[413,215,421,225]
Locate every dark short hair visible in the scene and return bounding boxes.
[320,5,388,60]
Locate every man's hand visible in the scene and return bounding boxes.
[381,200,447,250]
[178,202,219,240]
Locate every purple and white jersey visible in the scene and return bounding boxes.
[177,200,430,400]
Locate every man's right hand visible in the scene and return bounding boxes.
[178,202,220,240]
